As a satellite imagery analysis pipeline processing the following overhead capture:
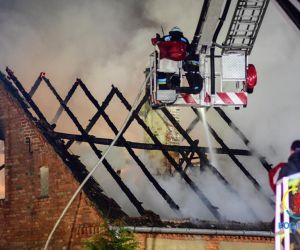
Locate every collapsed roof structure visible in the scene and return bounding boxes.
[0,68,274,230]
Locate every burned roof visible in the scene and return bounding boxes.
[0,68,274,231]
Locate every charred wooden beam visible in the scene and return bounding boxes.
[161,108,205,159]
[192,108,274,206]
[85,88,116,133]
[114,88,222,220]
[179,139,199,172]
[29,73,43,97]
[77,79,181,214]
[186,114,201,135]
[65,87,116,149]
[180,151,196,173]
[275,0,300,31]
[61,132,240,155]
[51,81,79,124]
[51,131,252,155]
[6,68,49,125]
[214,107,272,171]
[41,76,146,216]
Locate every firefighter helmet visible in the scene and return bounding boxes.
[170,26,182,33]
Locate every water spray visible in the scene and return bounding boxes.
[200,108,218,168]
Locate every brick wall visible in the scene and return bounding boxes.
[0,84,103,249]
[136,233,274,250]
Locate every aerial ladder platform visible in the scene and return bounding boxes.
[148,0,270,108]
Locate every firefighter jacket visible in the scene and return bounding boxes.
[278,151,300,181]
[151,32,189,61]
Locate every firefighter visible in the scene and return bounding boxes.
[276,140,300,250]
[152,27,202,94]
[152,27,189,91]
[268,162,285,193]
[152,26,189,61]
[183,54,203,94]
[269,141,300,192]
[278,140,300,181]
[162,26,203,94]
[161,26,189,44]
[269,141,300,248]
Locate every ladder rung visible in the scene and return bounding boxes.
[233,20,258,24]
[240,5,264,9]
[233,18,259,23]
[229,32,255,36]
[238,4,263,9]
[224,43,252,47]
[229,33,252,39]
[225,44,252,49]
[239,0,265,3]
[235,15,260,18]
[228,35,252,38]
[239,1,264,5]
[224,45,252,49]
[229,28,255,32]
[224,46,250,51]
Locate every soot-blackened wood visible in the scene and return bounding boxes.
[42,76,146,216]
[114,88,222,220]
[214,107,272,171]
[77,79,181,214]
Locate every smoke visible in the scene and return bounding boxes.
[0,0,201,95]
[0,0,201,139]
[0,0,299,223]
[0,0,150,129]
[224,1,300,163]
[175,1,300,222]
[74,146,273,222]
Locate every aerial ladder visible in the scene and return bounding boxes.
[148,0,270,108]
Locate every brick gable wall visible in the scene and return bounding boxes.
[0,83,103,249]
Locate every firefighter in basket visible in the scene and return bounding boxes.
[151,26,203,94]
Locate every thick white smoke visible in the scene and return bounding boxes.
[0,0,299,222]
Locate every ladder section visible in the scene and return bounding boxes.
[222,0,270,55]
